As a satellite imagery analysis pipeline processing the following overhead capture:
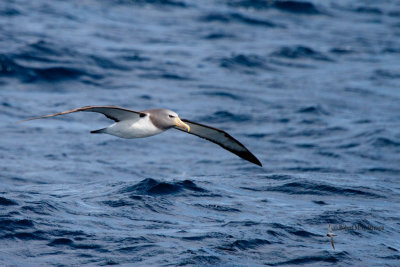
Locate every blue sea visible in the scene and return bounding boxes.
[1,0,400,265]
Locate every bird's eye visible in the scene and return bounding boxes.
[169,115,175,118]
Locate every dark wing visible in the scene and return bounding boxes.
[174,119,262,166]
[18,105,146,123]
[330,237,335,250]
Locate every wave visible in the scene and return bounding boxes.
[330,47,355,54]
[218,54,271,71]
[0,53,101,83]
[363,167,400,174]
[354,6,382,15]
[272,251,350,265]
[2,231,47,241]
[370,137,400,147]
[117,0,187,7]
[199,110,252,123]
[0,7,21,16]
[268,223,320,238]
[200,12,278,27]
[373,69,400,79]
[297,105,330,115]
[218,238,271,251]
[0,218,34,231]
[198,91,241,100]
[0,40,137,84]
[203,32,235,40]
[229,0,321,15]
[0,197,17,206]
[271,45,332,61]
[117,244,158,253]
[246,133,269,139]
[139,72,191,80]
[242,181,382,198]
[179,255,221,266]
[305,209,373,225]
[194,204,241,212]
[21,200,58,216]
[48,237,102,250]
[273,1,321,14]
[181,232,229,241]
[119,178,207,195]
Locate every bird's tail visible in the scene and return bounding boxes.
[90,128,107,134]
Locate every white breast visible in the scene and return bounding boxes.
[104,116,164,139]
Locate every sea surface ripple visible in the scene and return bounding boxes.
[1,0,400,265]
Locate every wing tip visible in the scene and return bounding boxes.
[248,154,263,167]
[254,159,263,167]
[16,119,28,123]
[175,119,263,166]
[16,116,43,123]
[239,150,262,167]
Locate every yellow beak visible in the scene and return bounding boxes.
[174,117,190,132]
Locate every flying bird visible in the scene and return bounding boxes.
[19,106,262,166]
[327,224,337,250]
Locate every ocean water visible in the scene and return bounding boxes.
[1,0,400,265]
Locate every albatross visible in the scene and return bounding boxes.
[20,106,262,166]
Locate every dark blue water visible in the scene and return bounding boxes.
[1,0,400,265]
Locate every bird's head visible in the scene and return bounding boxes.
[146,109,190,132]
